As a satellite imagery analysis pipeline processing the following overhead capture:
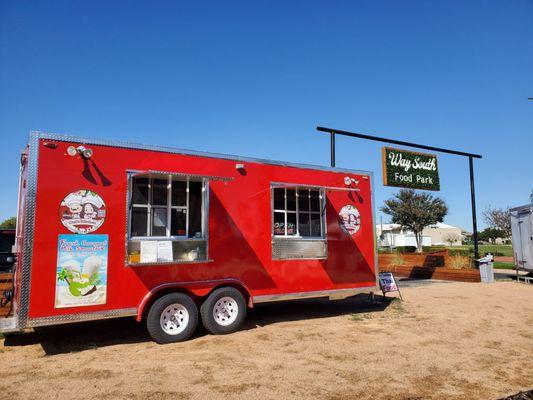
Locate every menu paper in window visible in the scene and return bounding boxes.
[140,241,157,263]
[157,241,173,262]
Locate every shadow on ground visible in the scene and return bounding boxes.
[3,318,151,355]
[498,389,533,400]
[245,294,393,328]
[3,294,396,355]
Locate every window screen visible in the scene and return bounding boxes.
[272,187,325,238]
[130,175,205,238]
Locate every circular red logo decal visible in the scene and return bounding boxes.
[339,204,361,235]
[59,190,106,234]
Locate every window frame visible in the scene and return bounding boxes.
[271,186,326,239]
[127,173,207,241]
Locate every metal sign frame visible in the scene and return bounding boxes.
[316,125,483,261]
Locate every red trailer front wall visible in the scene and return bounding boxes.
[25,137,377,321]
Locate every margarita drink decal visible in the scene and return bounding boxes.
[55,234,108,308]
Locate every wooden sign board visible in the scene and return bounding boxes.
[382,146,440,191]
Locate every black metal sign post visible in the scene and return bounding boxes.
[316,126,483,262]
[330,131,336,167]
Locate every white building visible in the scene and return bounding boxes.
[376,222,464,248]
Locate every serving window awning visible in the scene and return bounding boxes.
[127,169,234,183]
[270,181,359,192]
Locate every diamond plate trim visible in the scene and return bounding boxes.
[272,239,327,260]
[17,132,40,329]
[27,308,138,328]
[253,285,378,303]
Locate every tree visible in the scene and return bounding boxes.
[381,189,448,253]
[443,233,461,246]
[478,227,505,244]
[462,232,473,245]
[483,206,511,238]
[0,217,16,229]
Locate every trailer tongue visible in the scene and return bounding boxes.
[1,132,378,343]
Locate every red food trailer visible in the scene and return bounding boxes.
[0,131,378,343]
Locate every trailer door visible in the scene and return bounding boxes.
[514,210,533,270]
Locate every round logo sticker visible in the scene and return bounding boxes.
[59,190,106,234]
[339,204,361,235]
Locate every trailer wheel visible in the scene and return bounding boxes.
[146,293,198,344]
[200,287,246,335]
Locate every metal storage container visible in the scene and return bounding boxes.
[510,203,533,272]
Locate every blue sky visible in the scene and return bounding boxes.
[1,1,532,231]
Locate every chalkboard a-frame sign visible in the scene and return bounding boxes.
[382,146,440,191]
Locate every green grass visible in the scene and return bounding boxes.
[450,245,513,257]
[350,313,374,322]
[388,297,407,315]
[350,298,406,322]
[379,244,514,257]
[493,261,516,270]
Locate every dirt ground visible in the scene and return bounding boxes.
[0,281,532,400]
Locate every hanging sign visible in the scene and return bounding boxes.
[55,234,108,308]
[382,147,440,191]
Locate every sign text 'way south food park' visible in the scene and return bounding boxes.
[382,147,440,191]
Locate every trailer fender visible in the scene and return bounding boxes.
[136,278,253,321]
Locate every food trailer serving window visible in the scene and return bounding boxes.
[130,176,204,239]
[271,185,327,260]
[127,173,209,265]
[273,188,325,238]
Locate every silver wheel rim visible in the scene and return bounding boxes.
[160,303,189,335]
[212,296,239,326]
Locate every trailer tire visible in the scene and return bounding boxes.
[200,287,247,335]
[146,293,198,344]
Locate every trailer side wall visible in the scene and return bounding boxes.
[24,136,377,323]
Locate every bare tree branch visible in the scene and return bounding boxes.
[482,206,511,238]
